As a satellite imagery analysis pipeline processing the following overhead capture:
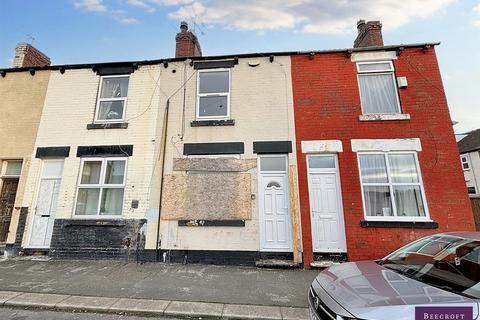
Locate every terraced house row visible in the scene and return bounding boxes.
[0,20,475,268]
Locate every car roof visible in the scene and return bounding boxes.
[438,232,480,241]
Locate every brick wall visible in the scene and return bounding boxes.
[13,43,50,68]
[50,219,146,259]
[354,20,383,48]
[155,56,297,252]
[291,47,475,265]
[20,66,164,252]
[175,22,202,58]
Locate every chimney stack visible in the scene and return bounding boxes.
[353,20,384,48]
[13,43,51,68]
[175,21,202,58]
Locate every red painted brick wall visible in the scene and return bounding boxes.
[291,47,475,266]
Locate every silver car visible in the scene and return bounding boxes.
[309,232,480,320]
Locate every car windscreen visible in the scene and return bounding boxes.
[382,235,480,299]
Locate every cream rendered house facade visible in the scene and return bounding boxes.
[151,55,301,264]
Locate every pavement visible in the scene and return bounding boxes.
[0,258,319,319]
[0,306,185,319]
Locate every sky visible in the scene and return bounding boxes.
[1,0,479,133]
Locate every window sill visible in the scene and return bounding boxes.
[359,114,410,121]
[178,220,245,227]
[190,119,235,127]
[64,219,125,227]
[360,220,438,229]
[87,122,129,130]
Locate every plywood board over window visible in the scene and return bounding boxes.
[162,173,251,220]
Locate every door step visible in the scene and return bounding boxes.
[310,260,341,268]
[311,252,347,269]
[255,259,300,268]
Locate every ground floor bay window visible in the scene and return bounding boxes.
[358,152,428,220]
[74,158,126,217]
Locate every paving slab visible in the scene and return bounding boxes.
[280,307,309,320]
[56,295,119,312]
[5,292,70,307]
[109,298,170,315]
[0,291,22,305]
[223,304,282,320]
[164,300,223,318]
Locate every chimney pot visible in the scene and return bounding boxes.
[357,19,366,29]
[180,21,188,32]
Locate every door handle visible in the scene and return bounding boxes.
[41,215,50,218]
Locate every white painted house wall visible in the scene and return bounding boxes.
[21,66,165,247]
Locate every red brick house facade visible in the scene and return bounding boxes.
[291,38,475,267]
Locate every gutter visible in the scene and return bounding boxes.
[0,42,441,74]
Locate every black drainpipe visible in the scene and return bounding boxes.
[155,99,170,262]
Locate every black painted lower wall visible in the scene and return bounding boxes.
[46,218,296,266]
[49,219,146,260]
[138,250,294,266]
[5,207,29,256]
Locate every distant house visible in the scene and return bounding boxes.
[458,129,480,196]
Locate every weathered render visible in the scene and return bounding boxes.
[142,56,300,259]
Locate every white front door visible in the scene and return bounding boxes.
[307,155,347,253]
[29,160,64,248]
[259,155,293,252]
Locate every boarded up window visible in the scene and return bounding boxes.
[161,173,251,220]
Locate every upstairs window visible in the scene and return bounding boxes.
[358,152,428,220]
[197,69,230,120]
[357,61,401,115]
[95,76,129,123]
[461,155,470,170]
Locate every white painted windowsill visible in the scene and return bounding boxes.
[364,218,432,222]
[359,114,411,121]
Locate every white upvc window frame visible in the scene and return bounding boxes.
[1,160,23,178]
[196,68,231,121]
[94,75,130,124]
[306,154,338,173]
[356,60,402,115]
[258,154,288,174]
[357,151,430,222]
[460,154,470,171]
[73,157,127,218]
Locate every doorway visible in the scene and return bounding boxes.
[28,159,64,248]
[307,155,347,253]
[258,155,293,252]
